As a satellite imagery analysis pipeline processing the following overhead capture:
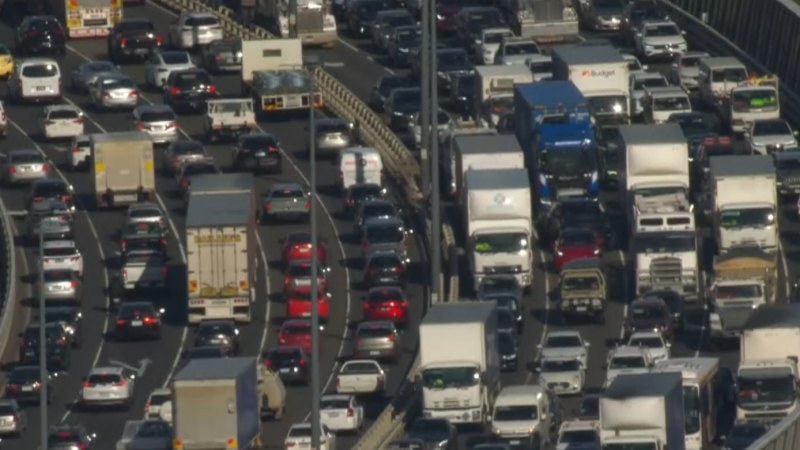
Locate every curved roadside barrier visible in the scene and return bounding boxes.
[748,406,800,450]
[0,195,17,362]
[149,0,424,206]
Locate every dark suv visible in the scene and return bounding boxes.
[364,250,408,288]
[15,16,66,56]
[18,323,71,371]
[107,18,162,62]
[163,69,218,112]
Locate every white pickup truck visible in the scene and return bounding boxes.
[122,250,167,291]
[204,99,256,143]
[335,360,385,395]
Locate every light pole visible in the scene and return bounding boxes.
[305,54,322,450]
[38,213,48,450]
[427,0,442,304]
[419,4,431,199]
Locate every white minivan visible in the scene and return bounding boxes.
[491,384,559,449]
[337,146,384,193]
[644,86,692,124]
[10,59,62,103]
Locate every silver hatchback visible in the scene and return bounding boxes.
[89,74,139,110]
[260,183,311,223]
[37,269,81,303]
[132,104,179,145]
[126,202,166,228]
[0,399,26,436]
[162,140,208,175]
[3,149,49,185]
[314,118,354,157]
[361,216,409,262]
[353,321,399,362]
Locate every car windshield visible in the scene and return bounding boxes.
[653,96,691,111]
[12,153,44,164]
[473,232,528,254]
[342,362,380,374]
[395,28,420,44]
[161,52,190,65]
[542,359,580,371]
[711,68,747,83]
[561,201,602,224]
[646,24,680,36]
[351,185,383,199]
[356,0,385,17]
[188,347,224,358]
[540,149,595,176]
[480,277,517,294]
[288,263,322,277]
[198,323,234,336]
[498,332,515,352]
[210,40,238,52]
[497,310,514,329]
[438,50,468,67]
[43,246,76,257]
[560,430,597,443]
[124,222,160,235]
[738,374,796,405]
[484,31,511,44]
[288,426,313,438]
[48,430,81,444]
[172,141,205,156]
[104,78,135,90]
[422,367,479,388]
[23,64,58,78]
[88,373,121,385]
[9,367,39,383]
[119,304,153,318]
[134,421,171,437]
[588,95,627,115]
[494,405,537,421]
[378,76,416,96]
[635,77,668,90]
[505,43,538,55]
[368,288,402,302]
[635,234,695,253]
[715,284,763,299]
[322,398,351,409]
[369,254,402,268]
[316,122,349,134]
[776,155,800,170]
[84,62,115,73]
[44,309,73,323]
[358,326,393,338]
[546,335,581,347]
[140,109,175,122]
[753,120,792,136]
[48,109,79,120]
[44,270,73,282]
[609,356,646,369]
[361,203,397,220]
[392,89,421,109]
[563,276,600,291]
[183,164,216,176]
[34,182,67,197]
[560,229,595,246]
[719,207,775,229]
[680,55,705,67]
[366,223,403,243]
[128,207,161,219]
[148,393,171,405]
[629,336,663,348]
[631,305,665,320]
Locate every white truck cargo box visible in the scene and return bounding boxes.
[620,124,689,192]
[454,134,525,197]
[741,304,800,370]
[91,131,155,208]
[463,168,532,234]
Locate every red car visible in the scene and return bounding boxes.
[286,288,331,324]
[554,227,602,272]
[281,232,327,268]
[363,286,409,326]
[283,260,329,293]
[277,319,313,355]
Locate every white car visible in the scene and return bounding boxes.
[644,86,692,124]
[39,105,84,140]
[320,394,364,433]
[494,37,540,66]
[475,27,514,64]
[526,54,553,81]
[621,53,648,76]
[746,119,800,154]
[634,20,688,60]
[66,135,91,171]
[630,72,669,116]
[627,330,671,362]
[556,420,601,450]
[669,51,710,89]
[39,240,83,277]
[9,59,62,103]
[168,12,224,50]
[538,330,590,368]
[284,423,336,450]
[537,355,585,395]
[411,109,451,149]
[144,388,172,423]
[144,51,194,89]
[604,345,652,388]
[79,366,136,409]
[0,100,7,137]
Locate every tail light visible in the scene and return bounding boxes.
[122,268,128,280]
[304,201,311,210]
[264,359,272,369]
[368,267,378,274]
[5,385,18,393]
[214,54,221,61]
[8,167,14,174]
[161,266,168,278]
[401,299,408,308]
[137,123,145,130]
[60,194,70,202]
[169,121,178,129]
[117,319,125,327]
[299,358,306,366]
[268,146,279,153]
[71,281,77,288]
[82,380,90,388]
[155,35,162,45]
[74,117,83,124]
[79,443,86,450]
[180,177,188,189]
[33,382,42,391]
[70,256,79,261]
[33,196,44,202]
[143,316,156,325]
[102,92,111,98]
[170,87,181,96]
[388,334,395,342]
[264,202,272,211]
[119,37,127,47]
[208,85,218,95]
[356,338,363,346]
[121,239,127,252]
[283,275,291,289]
[144,401,151,412]
[116,378,126,387]
[129,91,137,98]
[42,164,49,172]
[347,408,354,417]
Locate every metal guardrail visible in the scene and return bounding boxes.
[151,0,423,206]
[0,195,17,363]
[660,1,800,448]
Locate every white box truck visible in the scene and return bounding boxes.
[186,174,256,324]
[737,304,800,422]
[91,131,155,208]
[710,155,778,254]
[172,358,261,450]
[473,65,534,127]
[552,45,630,125]
[600,372,685,450]
[419,302,500,425]
[449,134,525,198]
[463,168,534,291]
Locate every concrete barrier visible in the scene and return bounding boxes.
[0,195,17,365]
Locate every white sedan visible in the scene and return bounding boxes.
[39,105,84,140]
[746,119,800,154]
[627,330,671,362]
[40,240,83,277]
[144,50,194,89]
[284,423,336,450]
[66,135,91,171]
[320,394,364,433]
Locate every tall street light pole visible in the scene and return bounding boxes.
[38,217,48,450]
[306,54,322,450]
[428,0,441,304]
[419,5,431,200]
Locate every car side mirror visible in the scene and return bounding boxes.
[536,344,543,349]
[681,30,687,35]
[584,342,591,347]
[793,130,799,137]
[666,342,672,348]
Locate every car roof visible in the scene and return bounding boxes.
[547,330,582,339]
[89,366,124,375]
[44,104,79,113]
[42,240,76,249]
[364,216,403,227]
[9,149,41,157]
[135,104,174,114]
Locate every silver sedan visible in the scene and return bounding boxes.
[37,269,82,303]
[131,104,179,145]
[162,140,208,175]
[89,74,139,110]
[3,149,49,186]
[70,60,121,94]
[0,399,26,436]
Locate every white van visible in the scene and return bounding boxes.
[644,86,692,124]
[491,384,559,449]
[10,59,62,103]
[337,146,384,192]
[697,56,748,107]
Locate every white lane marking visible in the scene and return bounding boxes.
[781,241,790,301]
[256,231,273,356]
[526,249,551,385]
[336,37,361,54]
[323,62,346,68]
[9,220,33,337]
[6,118,110,422]
[616,249,628,342]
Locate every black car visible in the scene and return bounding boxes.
[643,290,685,330]
[412,48,474,92]
[498,330,518,371]
[43,306,83,348]
[574,394,600,421]
[624,297,674,339]
[232,133,283,173]
[15,16,66,56]
[387,25,421,67]
[369,75,418,112]
[264,346,310,385]
[120,221,166,257]
[406,418,457,450]
[176,160,220,199]
[448,73,476,118]
[47,424,97,449]
[722,421,769,450]
[482,294,523,327]
[5,366,52,404]
[343,183,386,218]
[364,250,408,288]
[28,178,75,212]
[107,19,161,62]
[163,69,218,112]
[347,0,393,38]
[385,87,422,131]
[195,320,240,356]
[544,198,611,245]
[18,323,71,371]
[114,301,161,340]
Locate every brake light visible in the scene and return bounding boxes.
[265,202,272,211]
[268,146,279,153]
[71,281,77,288]
[388,334,395,342]
[284,275,290,289]
[299,358,306,366]
[82,380,90,388]
[143,316,156,325]
[356,338,363,346]
[208,85,217,94]
[79,443,86,450]
[33,196,44,202]
[144,401,150,411]
[155,35,162,45]
[42,164,49,172]
[180,177,188,189]
[70,256,79,261]
[121,239,127,252]
[169,121,178,129]
[264,359,272,369]
[214,54,221,61]
[346,198,354,206]
[116,378,126,387]
[5,385,18,393]
[305,201,310,209]
[117,319,125,327]
[137,123,145,130]
[170,87,181,96]
[160,238,166,248]
[8,167,14,174]
[120,37,127,47]
[347,408,354,417]
[129,91,137,98]
[401,299,408,308]
[161,266,168,278]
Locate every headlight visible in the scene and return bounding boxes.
[399,47,409,53]
[436,13,444,20]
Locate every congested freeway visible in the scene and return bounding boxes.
[0,3,427,449]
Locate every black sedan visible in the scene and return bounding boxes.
[232,133,283,173]
[107,19,162,62]
[264,346,310,385]
[194,320,240,356]
[114,301,162,340]
[44,306,83,348]
[5,366,51,405]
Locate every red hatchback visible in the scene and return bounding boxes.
[363,286,409,326]
[281,232,327,268]
[286,288,331,324]
[283,260,329,293]
[554,227,602,272]
[278,319,313,355]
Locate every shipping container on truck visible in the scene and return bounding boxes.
[91,131,155,208]
[186,174,256,324]
[449,134,525,198]
[49,0,121,38]
[172,358,261,450]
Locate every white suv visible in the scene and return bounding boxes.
[79,366,135,409]
[39,105,84,140]
[39,240,83,276]
[10,59,62,103]
[144,388,172,423]
[66,135,91,170]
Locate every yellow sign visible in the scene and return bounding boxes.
[145,160,154,171]
[194,234,241,244]
[95,162,105,173]
[198,285,241,297]
[68,0,78,10]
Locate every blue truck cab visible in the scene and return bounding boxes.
[514,81,599,215]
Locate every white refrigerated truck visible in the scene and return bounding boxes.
[91,131,155,208]
[552,44,630,125]
[738,304,800,423]
[710,155,778,254]
[450,134,525,198]
[185,174,256,324]
[600,372,685,450]
[463,168,534,291]
[419,302,500,425]
[473,65,534,127]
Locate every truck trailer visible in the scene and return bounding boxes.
[449,134,525,198]
[91,131,155,208]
